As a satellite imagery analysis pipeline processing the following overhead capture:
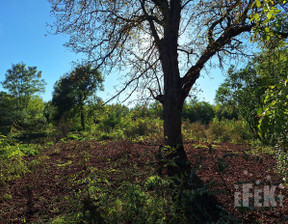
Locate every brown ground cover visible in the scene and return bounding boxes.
[0,140,287,223]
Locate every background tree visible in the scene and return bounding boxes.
[49,0,288,177]
[52,64,104,131]
[1,63,47,132]
[182,101,215,124]
[2,62,46,109]
[21,96,48,131]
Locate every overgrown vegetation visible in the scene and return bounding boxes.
[1,40,288,223]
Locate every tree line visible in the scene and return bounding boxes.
[1,40,288,152]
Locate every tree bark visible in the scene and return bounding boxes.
[80,104,85,131]
[160,35,191,180]
[156,2,191,180]
[163,96,190,176]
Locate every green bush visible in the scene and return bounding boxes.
[18,144,39,156]
[0,135,28,188]
[205,119,251,143]
[182,121,207,142]
[182,119,251,143]
[275,145,288,183]
[123,117,163,140]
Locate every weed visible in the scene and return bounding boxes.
[217,158,230,173]
[0,135,29,186]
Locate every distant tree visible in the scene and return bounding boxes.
[1,63,47,132]
[182,101,215,124]
[1,62,46,109]
[213,103,239,121]
[52,64,104,131]
[21,96,48,131]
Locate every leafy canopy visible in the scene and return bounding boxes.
[52,64,104,119]
[1,62,46,108]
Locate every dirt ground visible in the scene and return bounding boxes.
[0,140,287,223]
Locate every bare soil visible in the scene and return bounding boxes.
[0,140,287,223]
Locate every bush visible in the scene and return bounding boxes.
[182,121,207,142]
[206,119,251,143]
[275,145,288,183]
[0,135,28,189]
[182,119,251,144]
[123,117,163,140]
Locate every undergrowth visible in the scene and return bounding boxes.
[48,148,240,224]
[0,135,41,201]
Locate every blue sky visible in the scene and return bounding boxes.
[0,0,230,106]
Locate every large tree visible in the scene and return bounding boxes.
[49,0,287,177]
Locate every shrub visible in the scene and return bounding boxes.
[182,121,207,142]
[275,145,288,183]
[205,119,251,143]
[123,117,163,140]
[0,135,28,188]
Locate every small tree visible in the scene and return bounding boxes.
[215,65,266,138]
[52,64,104,131]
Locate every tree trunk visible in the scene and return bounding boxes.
[157,2,191,181]
[80,104,85,131]
[160,36,191,180]
[162,91,191,180]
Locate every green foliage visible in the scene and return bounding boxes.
[0,63,47,134]
[0,135,28,188]
[275,146,288,182]
[52,165,231,224]
[17,96,48,131]
[52,64,104,131]
[182,121,207,142]
[207,119,251,143]
[250,0,287,41]
[183,118,251,144]
[1,62,46,109]
[182,100,215,124]
[215,64,266,140]
[85,103,163,142]
[144,175,168,191]
[257,45,288,147]
[214,103,239,121]
[18,144,39,156]
[0,92,17,134]
[255,44,288,180]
